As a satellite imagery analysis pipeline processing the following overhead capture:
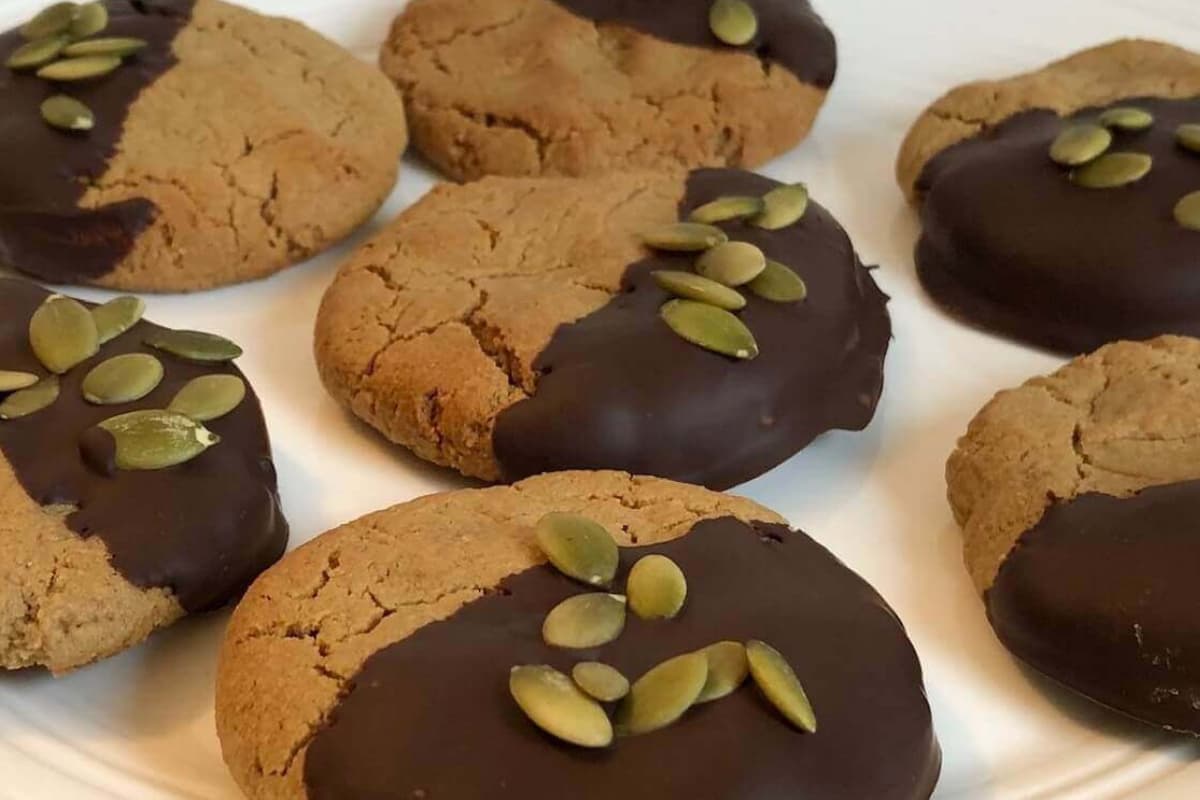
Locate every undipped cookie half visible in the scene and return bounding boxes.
[215,470,940,799]
[0,0,408,291]
[314,168,890,490]
[898,39,1200,353]
[949,336,1200,733]
[380,0,836,180]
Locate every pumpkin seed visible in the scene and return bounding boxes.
[627,554,687,620]
[1070,152,1152,189]
[62,36,148,58]
[572,662,630,703]
[21,3,77,40]
[708,0,757,46]
[97,409,219,470]
[642,222,728,252]
[0,376,60,420]
[40,94,94,131]
[168,374,246,422]
[91,295,145,344]
[81,353,163,405]
[1098,106,1154,132]
[652,270,746,311]
[535,512,619,588]
[1049,123,1112,167]
[542,593,627,649]
[689,195,765,224]
[746,639,817,732]
[509,665,612,748]
[660,299,759,360]
[615,652,709,736]
[144,329,243,362]
[29,294,98,374]
[696,241,767,287]
[6,34,69,69]
[752,184,809,230]
[1173,191,1200,232]
[1176,124,1200,154]
[0,371,39,392]
[68,1,107,38]
[748,259,808,303]
[37,54,121,81]
[695,641,749,703]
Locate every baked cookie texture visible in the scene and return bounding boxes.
[0,0,408,292]
[379,0,834,180]
[215,471,940,799]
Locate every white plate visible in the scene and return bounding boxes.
[2,0,1200,797]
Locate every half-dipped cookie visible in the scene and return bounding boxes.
[899,40,1200,353]
[314,168,890,490]
[216,470,940,799]
[949,336,1200,733]
[0,278,287,672]
[0,0,408,291]
[380,0,836,180]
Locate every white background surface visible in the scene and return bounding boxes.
[1,0,1199,797]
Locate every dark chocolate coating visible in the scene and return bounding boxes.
[0,0,194,284]
[304,517,941,798]
[988,480,1200,734]
[917,96,1200,354]
[494,169,891,491]
[548,0,836,89]
[0,278,287,612]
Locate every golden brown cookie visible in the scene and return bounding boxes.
[0,0,408,292]
[379,0,835,181]
[215,470,940,799]
[949,335,1200,733]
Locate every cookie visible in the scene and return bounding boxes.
[0,278,287,672]
[379,0,835,181]
[948,336,1200,733]
[215,470,940,799]
[0,0,408,292]
[314,168,890,490]
[897,39,1200,353]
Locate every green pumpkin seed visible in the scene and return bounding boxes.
[660,299,759,360]
[6,34,69,69]
[144,329,243,363]
[97,409,219,470]
[708,0,757,46]
[91,295,145,344]
[1173,191,1200,232]
[62,36,148,58]
[535,512,619,588]
[168,374,246,422]
[642,222,728,252]
[37,54,121,81]
[752,184,809,230]
[627,554,687,620]
[1098,106,1154,132]
[0,376,60,420]
[29,294,98,374]
[1070,152,1152,189]
[689,195,765,224]
[652,270,746,311]
[509,665,613,748]
[68,2,107,38]
[748,259,808,303]
[572,662,630,703]
[695,641,749,703]
[1049,123,1112,167]
[542,593,627,649]
[615,652,709,736]
[746,639,816,732]
[40,94,94,131]
[21,3,77,40]
[0,371,39,392]
[81,353,163,405]
[1176,124,1200,154]
[696,241,767,287]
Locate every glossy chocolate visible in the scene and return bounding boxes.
[988,480,1200,734]
[304,517,941,798]
[494,169,891,490]
[0,0,194,283]
[917,96,1200,354]
[548,0,836,88]
[0,279,287,611]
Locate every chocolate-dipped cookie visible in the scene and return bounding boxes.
[898,39,1200,353]
[314,168,890,490]
[379,0,835,180]
[0,0,407,292]
[0,278,286,672]
[215,471,940,799]
[949,335,1200,733]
